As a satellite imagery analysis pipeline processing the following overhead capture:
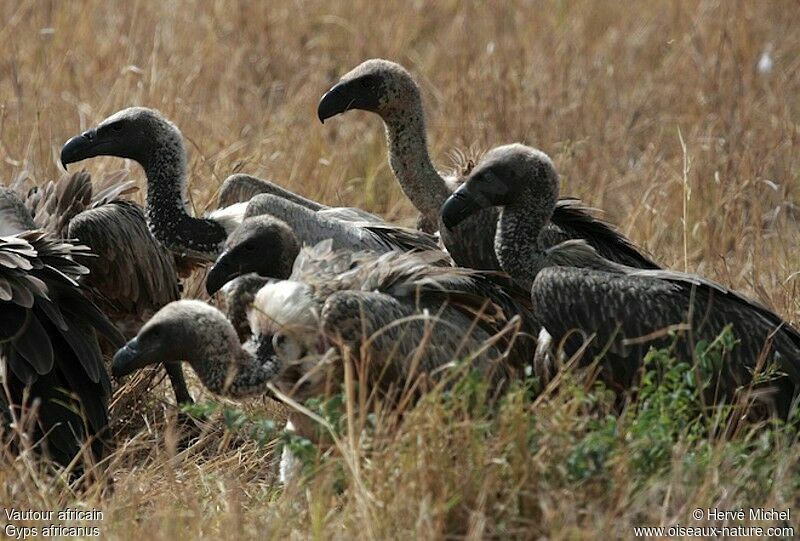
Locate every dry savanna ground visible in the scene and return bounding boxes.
[1,0,800,539]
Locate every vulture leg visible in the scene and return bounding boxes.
[68,200,192,406]
[164,362,193,404]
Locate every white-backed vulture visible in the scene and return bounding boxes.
[441,143,800,415]
[19,171,192,404]
[318,59,659,271]
[0,188,124,469]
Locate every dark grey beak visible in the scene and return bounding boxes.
[440,186,483,229]
[206,250,241,295]
[317,84,350,123]
[112,337,149,377]
[60,128,98,170]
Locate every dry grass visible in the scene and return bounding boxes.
[1,0,800,538]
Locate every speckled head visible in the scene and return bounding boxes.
[206,215,301,294]
[441,144,559,229]
[318,59,422,122]
[112,300,238,377]
[61,107,230,259]
[60,107,184,172]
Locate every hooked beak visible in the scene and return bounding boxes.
[60,128,99,170]
[317,83,352,123]
[440,184,484,229]
[112,337,153,377]
[206,250,242,295]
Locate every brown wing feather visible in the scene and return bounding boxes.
[68,200,180,335]
[0,229,121,467]
[294,245,535,371]
[532,267,800,396]
[24,171,93,237]
[546,199,660,270]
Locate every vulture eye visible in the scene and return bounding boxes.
[244,242,256,251]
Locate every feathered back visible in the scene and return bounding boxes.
[68,200,180,325]
[0,188,37,235]
[20,171,179,335]
[291,241,536,369]
[24,171,137,238]
[545,199,660,270]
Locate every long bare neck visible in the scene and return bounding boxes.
[191,334,279,398]
[496,189,555,289]
[142,137,226,257]
[248,195,326,242]
[383,100,451,222]
[248,195,376,252]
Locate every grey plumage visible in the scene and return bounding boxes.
[245,193,441,253]
[218,173,326,211]
[114,242,535,404]
[318,59,658,271]
[23,169,137,237]
[0,188,124,469]
[532,242,800,412]
[204,194,442,296]
[60,108,246,262]
[250,242,536,400]
[442,144,800,413]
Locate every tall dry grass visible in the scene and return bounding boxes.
[1,0,799,539]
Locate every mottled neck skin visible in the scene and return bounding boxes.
[382,100,451,223]
[381,94,501,270]
[496,187,557,290]
[247,194,382,252]
[141,135,226,258]
[224,273,272,342]
[188,331,279,398]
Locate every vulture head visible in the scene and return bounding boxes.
[441,143,559,229]
[60,107,183,171]
[205,215,301,295]
[318,59,421,122]
[112,300,238,377]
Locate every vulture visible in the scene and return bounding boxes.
[113,240,537,403]
[19,171,192,404]
[0,188,124,469]
[218,173,327,211]
[58,107,295,263]
[318,59,658,271]
[441,144,800,415]
[205,194,441,295]
[203,192,442,342]
[117,238,536,483]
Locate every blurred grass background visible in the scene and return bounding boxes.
[1,1,799,538]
